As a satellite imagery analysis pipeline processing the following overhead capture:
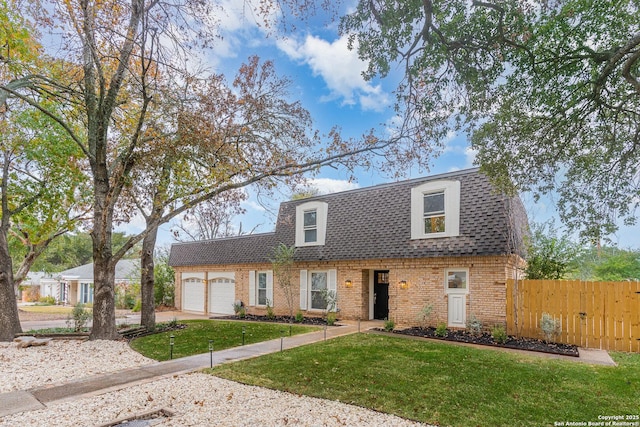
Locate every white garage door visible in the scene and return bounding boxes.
[209,277,236,315]
[183,278,204,313]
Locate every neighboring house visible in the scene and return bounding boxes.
[169,168,528,327]
[40,259,139,305]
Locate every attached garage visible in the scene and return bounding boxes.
[208,273,236,315]
[182,274,205,313]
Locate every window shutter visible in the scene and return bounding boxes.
[299,269,308,310]
[266,271,274,304]
[248,270,256,306]
[328,269,337,312]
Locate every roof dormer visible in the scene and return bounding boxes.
[295,201,328,247]
[410,180,461,239]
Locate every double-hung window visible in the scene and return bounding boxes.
[423,191,445,234]
[295,201,328,247]
[411,180,460,239]
[303,210,317,243]
[257,272,268,305]
[80,282,93,304]
[310,272,327,310]
[299,269,337,311]
[249,270,273,307]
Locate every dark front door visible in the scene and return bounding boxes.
[373,270,389,320]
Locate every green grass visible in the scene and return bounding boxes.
[130,320,318,361]
[208,333,640,427]
[20,305,78,314]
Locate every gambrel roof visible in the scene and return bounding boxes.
[169,168,528,267]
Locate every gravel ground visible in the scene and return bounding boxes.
[0,340,429,426]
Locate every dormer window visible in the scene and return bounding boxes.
[303,209,317,243]
[411,180,460,239]
[295,201,328,247]
[423,191,446,234]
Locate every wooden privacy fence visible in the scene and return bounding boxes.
[506,279,640,353]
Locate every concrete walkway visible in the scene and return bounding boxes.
[1,317,617,419]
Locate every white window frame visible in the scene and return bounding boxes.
[299,269,337,311]
[411,180,461,239]
[444,268,469,294]
[295,201,328,247]
[80,282,93,304]
[249,270,273,307]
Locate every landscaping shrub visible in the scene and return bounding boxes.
[38,295,56,305]
[491,325,508,344]
[66,303,91,332]
[266,300,275,320]
[384,318,395,332]
[540,312,561,342]
[327,311,337,326]
[295,310,304,323]
[466,314,482,336]
[416,304,433,328]
[435,322,448,337]
[233,302,246,318]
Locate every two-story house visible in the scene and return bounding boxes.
[169,168,528,327]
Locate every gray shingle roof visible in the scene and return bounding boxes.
[53,259,140,281]
[169,168,528,267]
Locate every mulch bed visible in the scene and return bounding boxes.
[216,314,340,327]
[386,326,579,357]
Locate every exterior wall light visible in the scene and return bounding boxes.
[399,280,408,290]
[345,279,353,288]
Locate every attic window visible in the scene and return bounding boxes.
[295,201,328,247]
[303,210,317,243]
[423,191,445,234]
[411,180,460,239]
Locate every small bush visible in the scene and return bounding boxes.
[294,310,304,323]
[327,311,336,326]
[417,304,433,328]
[540,312,561,342]
[492,325,508,344]
[266,300,275,320]
[233,301,246,318]
[131,299,141,312]
[383,318,395,332]
[38,295,56,305]
[435,322,448,337]
[466,314,482,336]
[66,303,91,332]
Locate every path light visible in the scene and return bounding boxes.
[280,330,284,352]
[324,323,327,341]
[242,326,246,346]
[169,335,175,360]
[209,340,213,368]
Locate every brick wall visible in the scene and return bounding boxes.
[173,254,522,329]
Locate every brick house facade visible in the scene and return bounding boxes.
[169,168,528,328]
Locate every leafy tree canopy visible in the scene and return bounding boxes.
[340,0,640,242]
[524,221,581,279]
[570,246,640,281]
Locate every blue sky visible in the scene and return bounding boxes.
[150,1,639,249]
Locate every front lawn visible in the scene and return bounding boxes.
[130,320,318,361]
[19,305,77,315]
[209,334,640,427]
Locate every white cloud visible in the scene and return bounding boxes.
[464,146,478,168]
[277,35,389,112]
[308,178,360,194]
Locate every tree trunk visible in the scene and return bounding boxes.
[90,252,119,340]
[140,226,158,330]
[89,179,119,340]
[0,227,22,341]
